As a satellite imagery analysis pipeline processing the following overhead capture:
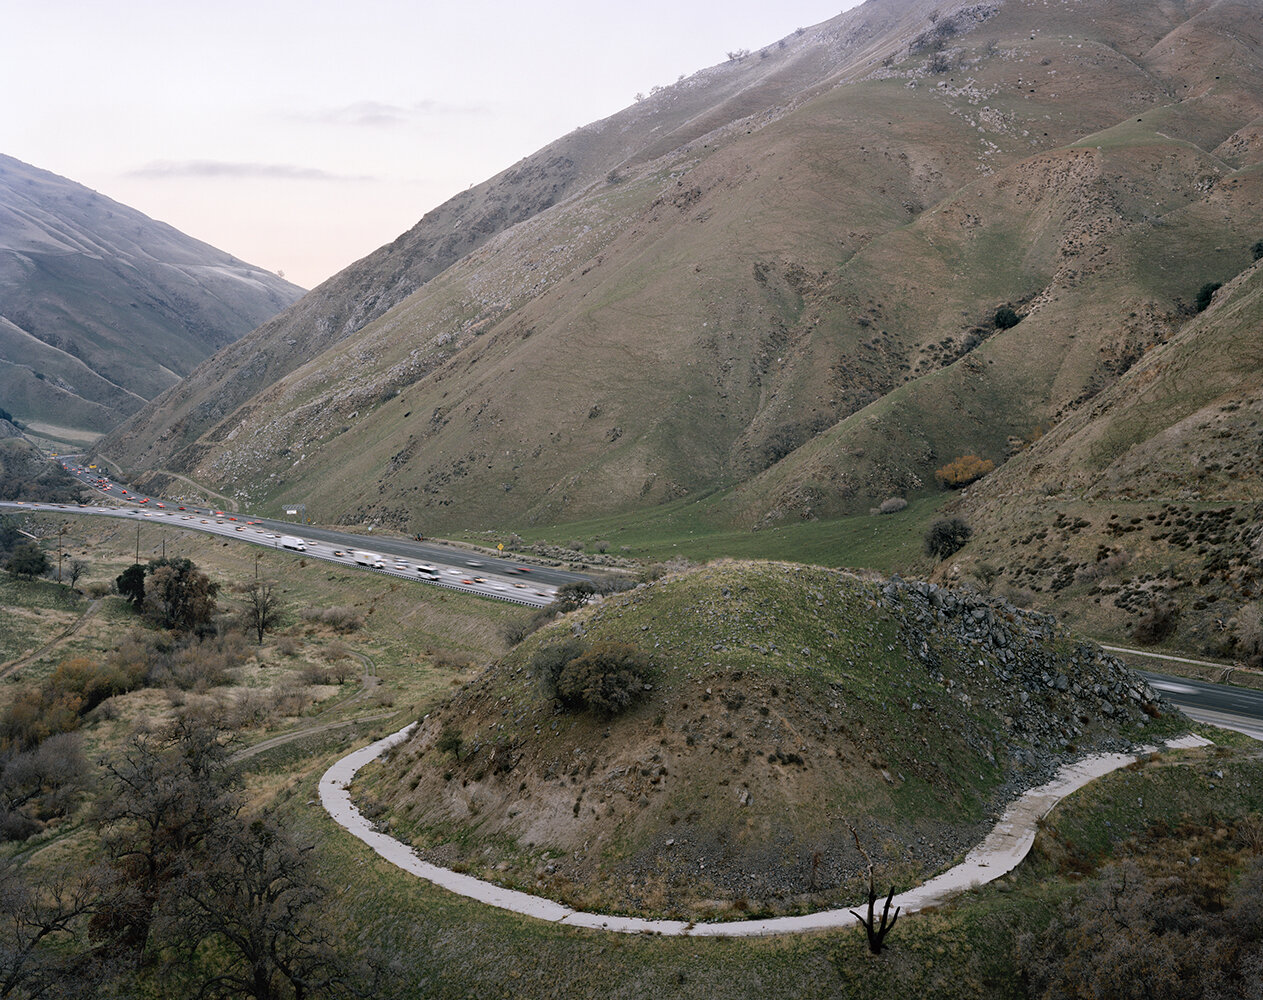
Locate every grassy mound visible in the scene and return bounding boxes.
[357,561,1185,919]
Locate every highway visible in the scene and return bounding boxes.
[4,469,593,608]
[1142,670,1263,742]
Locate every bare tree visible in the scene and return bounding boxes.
[91,718,238,961]
[848,826,900,955]
[163,815,361,1000]
[0,860,96,998]
[242,582,286,645]
[66,559,87,590]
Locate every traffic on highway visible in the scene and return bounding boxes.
[6,460,590,609]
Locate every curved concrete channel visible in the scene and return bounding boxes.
[320,725,1211,937]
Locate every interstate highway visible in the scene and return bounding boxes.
[2,497,585,609]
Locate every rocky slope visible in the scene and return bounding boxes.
[0,154,303,440]
[355,561,1181,919]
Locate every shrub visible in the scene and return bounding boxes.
[531,639,589,699]
[924,518,972,560]
[877,497,908,515]
[1133,600,1180,645]
[994,306,1020,329]
[1195,281,1222,312]
[5,542,48,580]
[555,642,654,717]
[934,455,995,488]
[435,724,463,759]
[1253,239,1263,261]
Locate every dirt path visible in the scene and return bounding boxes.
[0,598,101,678]
[228,650,389,765]
[228,710,399,765]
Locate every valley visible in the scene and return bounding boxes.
[3,0,1263,996]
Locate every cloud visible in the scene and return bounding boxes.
[128,160,372,181]
[297,100,491,127]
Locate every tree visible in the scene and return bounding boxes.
[1252,239,1263,261]
[924,518,972,560]
[164,816,356,1000]
[115,564,145,606]
[66,559,87,590]
[142,558,218,632]
[1195,281,1222,312]
[550,581,597,615]
[241,582,286,645]
[0,860,97,998]
[5,543,47,581]
[91,718,238,961]
[994,306,1021,329]
[555,642,654,717]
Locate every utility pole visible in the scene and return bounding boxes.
[135,524,140,565]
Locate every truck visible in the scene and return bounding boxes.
[353,550,384,568]
[280,535,307,551]
[415,563,440,580]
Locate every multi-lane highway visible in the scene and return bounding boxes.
[1143,671,1263,742]
[7,464,593,607]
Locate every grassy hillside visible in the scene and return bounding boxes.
[356,560,1184,919]
[95,0,1263,545]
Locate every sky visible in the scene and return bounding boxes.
[4,0,862,290]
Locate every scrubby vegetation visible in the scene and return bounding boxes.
[935,455,996,489]
[924,517,972,559]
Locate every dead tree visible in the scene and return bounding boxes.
[848,825,899,955]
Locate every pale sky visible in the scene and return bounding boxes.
[4,1,861,290]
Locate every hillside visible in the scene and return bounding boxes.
[0,154,303,444]
[355,561,1180,919]
[927,257,1263,659]
[95,0,1263,540]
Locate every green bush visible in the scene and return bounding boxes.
[555,642,654,717]
[994,306,1021,329]
[924,518,972,560]
[531,639,589,699]
[1195,281,1223,312]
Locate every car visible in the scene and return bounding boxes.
[155,503,165,508]
[466,561,482,568]
[177,506,186,510]
[332,550,345,557]
[472,577,487,583]
[200,519,209,524]
[513,583,527,589]
[394,563,409,571]
[235,526,244,532]
[516,567,532,573]
[460,578,474,585]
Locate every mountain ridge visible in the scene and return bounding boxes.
[0,153,304,443]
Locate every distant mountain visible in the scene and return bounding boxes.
[97,0,1263,547]
[0,154,304,443]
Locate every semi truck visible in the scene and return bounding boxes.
[280,535,306,551]
[353,550,385,568]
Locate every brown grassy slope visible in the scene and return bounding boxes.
[936,258,1263,655]
[356,561,1181,919]
[93,0,944,477]
[105,0,1263,537]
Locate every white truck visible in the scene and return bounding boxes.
[353,550,385,568]
[280,535,307,551]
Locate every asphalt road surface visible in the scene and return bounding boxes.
[4,489,589,608]
[1142,670,1263,742]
